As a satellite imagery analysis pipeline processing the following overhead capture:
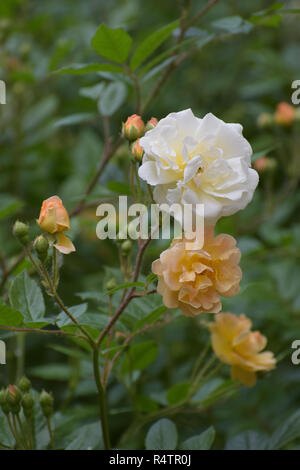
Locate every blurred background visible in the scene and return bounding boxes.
[1,0,300,449]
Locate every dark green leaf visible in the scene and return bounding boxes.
[180,426,215,450]
[167,382,190,405]
[0,301,23,326]
[9,271,45,326]
[56,63,124,74]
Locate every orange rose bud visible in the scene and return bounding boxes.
[254,156,276,172]
[209,313,276,387]
[131,138,144,161]
[122,114,144,141]
[145,117,158,132]
[275,102,296,126]
[37,196,75,254]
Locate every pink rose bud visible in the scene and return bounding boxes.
[275,102,295,126]
[122,114,144,141]
[145,117,158,132]
[254,157,276,172]
[131,138,144,161]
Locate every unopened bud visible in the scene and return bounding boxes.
[18,376,31,393]
[254,156,277,172]
[131,139,144,161]
[121,240,132,256]
[39,390,54,417]
[13,220,29,245]
[122,114,144,141]
[145,117,158,132]
[105,278,117,291]
[275,102,295,126]
[257,112,273,129]
[22,393,34,418]
[34,235,49,261]
[0,389,10,415]
[6,385,22,414]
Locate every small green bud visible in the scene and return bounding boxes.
[121,240,132,256]
[13,220,29,245]
[105,278,117,291]
[0,389,6,405]
[6,385,22,405]
[22,393,34,418]
[34,235,49,261]
[18,376,31,393]
[39,390,54,417]
[0,389,10,414]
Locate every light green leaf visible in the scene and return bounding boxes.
[54,113,95,128]
[134,305,167,331]
[9,271,45,326]
[167,382,190,405]
[29,363,71,380]
[180,426,216,450]
[98,81,127,116]
[56,63,124,74]
[212,16,253,34]
[130,20,179,69]
[0,301,23,326]
[91,24,132,63]
[79,83,105,101]
[56,303,87,328]
[145,418,178,450]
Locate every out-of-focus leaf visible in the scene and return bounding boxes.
[130,20,179,69]
[56,63,124,74]
[66,422,104,450]
[0,195,23,221]
[98,81,127,116]
[91,24,132,63]
[0,301,23,326]
[145,418,178,450]
[29,364,71,381]
[123,340,158,372]
[54,113,95,128]
[79,83,105,100]
[269,410,300,449]
[167,382,190,405]
[226,430,269,450]
[212,16,253,34]
[180,426,215,450]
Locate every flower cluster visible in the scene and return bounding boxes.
[131,108,277,386]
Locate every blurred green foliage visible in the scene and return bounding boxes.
[1,0,300,450]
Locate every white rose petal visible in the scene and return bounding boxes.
[138,108,258,224]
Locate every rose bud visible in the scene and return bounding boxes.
[275,102,296,126]
[37,196,75,254]
[145,117,158,132]
[254,156,276,172]
[122,114,144,141]
[257,112,273,129]
[131,138,144,161]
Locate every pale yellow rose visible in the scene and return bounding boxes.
[152,227,242,316]
[209,313,276,386]
[37,196,75,254]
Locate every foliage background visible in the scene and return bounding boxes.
[1,0,300,450]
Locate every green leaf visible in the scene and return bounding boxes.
[269,410,300,449]
[167,382,190,405]
[180,426,216,450]
[0,412,14,448]
[79,83,105,101]
[0,301,23,326]
[91,24,132,64]
[29,363,71,380]
[105,281,144,295]
[226,430,268,450]
[66,422,104,450]
[212,16,253,34]
[98,81,127,116]
[56,303,87,328]
[123,340,158,372]
[134,305,167,331]
[0,195,23,221]
[9,271,45,326]
[56,63,124,74]
[145,418,178,450]
[130,20,179,69]
[54,113,95,128]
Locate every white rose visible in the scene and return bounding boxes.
[138,109,258,224]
